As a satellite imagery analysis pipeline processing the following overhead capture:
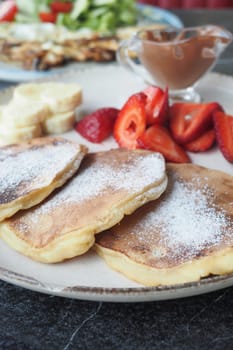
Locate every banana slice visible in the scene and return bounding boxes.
[41,82,82,113]
[14,82,82,114]
[42,110,76,134]
[1,101,49,128]
[0,123,42,145]
[13,83,43,104]
[0,81,82,143]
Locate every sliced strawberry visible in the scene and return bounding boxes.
[184,129,216,152]
[143,85,169,125]
[114,92,147,149]
[214,111,233,162]
[138,124,190,163]
[75,107,119,143]
[169,102,222,144]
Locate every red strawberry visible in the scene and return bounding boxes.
[169,102,222,144]
[114,92,147,149]
[143,85,169,125]
[75,107,119,143]
[214,111,233,162]
[184,129,216,152]
[138,124,190,163]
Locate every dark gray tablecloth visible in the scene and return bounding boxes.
[1,10,233,350]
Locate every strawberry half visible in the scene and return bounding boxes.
[184,129,216,152]
[114,92,147,149]
[75,107,119,143]
[138,124,190,163]
[143,85,169,125]
[214,111,233,162]
[169,102,222,144]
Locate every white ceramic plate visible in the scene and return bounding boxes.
[0,4,183,82]
[0,65,233,302]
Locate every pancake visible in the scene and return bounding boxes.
[95,163,233,286]
[0,149,167,263]
[0,136,87,222]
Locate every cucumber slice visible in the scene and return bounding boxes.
[92,0,116,5]
[15,13,39,23]
[16,0,39,15]
[88,7,108,18]
[70,0,90,20]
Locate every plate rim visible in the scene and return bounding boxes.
[136,3,183,29]
[0,66,232,97]
[1,264,233,302]
[0,67,233,302]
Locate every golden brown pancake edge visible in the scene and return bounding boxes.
[0,149,167,263]
[95,163,233,286]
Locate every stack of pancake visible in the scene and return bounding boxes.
[0,135,233,287]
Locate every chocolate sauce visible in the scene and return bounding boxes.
[138,26,232,90]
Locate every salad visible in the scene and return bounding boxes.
[0,0,137,32]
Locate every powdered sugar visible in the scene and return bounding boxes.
[134,178,230,261]
[27,151,165,219]
[0,141,80,203]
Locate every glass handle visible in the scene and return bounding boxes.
[117,36,154,85]
[117,36,139,72]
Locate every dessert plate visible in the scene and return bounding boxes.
[0,65,233,302]
[0,4,183,82]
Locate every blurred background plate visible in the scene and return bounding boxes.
[0,4,183,82]
[136,3,183,28]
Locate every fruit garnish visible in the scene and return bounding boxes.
[114,92,147,149]
[184,129,216,152]
[50,1,73,14]
[169,102,221,144]
[138,124,190,163]
[39,12,57,23]
[143,86,169,125]
[0,0,18,22]
[214,111,233,162]
[75,107,119,143]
